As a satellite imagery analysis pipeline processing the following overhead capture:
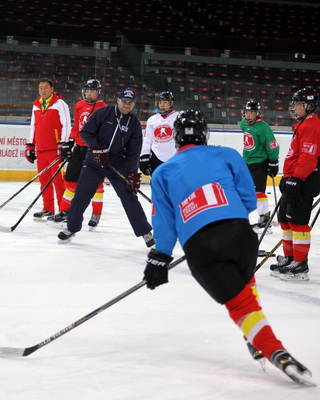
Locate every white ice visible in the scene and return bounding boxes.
[0,181,319,400]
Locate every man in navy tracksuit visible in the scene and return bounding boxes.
[58,88,154,247]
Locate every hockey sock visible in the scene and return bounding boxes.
[91,182,104,215]
[60,181,77,211]
[256,192,269,216]
[225,285,284,360]
[280,222,293,257]
[289,223,311,262]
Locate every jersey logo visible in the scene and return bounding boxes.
[79,112,91,130]
[269,140,279,149]
[302,142,317,155]
[154,125,174,143]
[179,183,228,223]
[243,132,255,150]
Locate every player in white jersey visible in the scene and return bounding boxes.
[139,91,178,175]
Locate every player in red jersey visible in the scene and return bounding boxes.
[270,88,320,280]
[47,79,107,229]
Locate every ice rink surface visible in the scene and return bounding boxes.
[0,181,320,400]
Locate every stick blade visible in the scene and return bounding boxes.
[0,347,26,357]
[0,225,13,232]
[0,344,38,357]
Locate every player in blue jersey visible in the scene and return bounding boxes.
[142,110,313,386]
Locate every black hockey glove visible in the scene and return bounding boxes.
[58,140,74,161]
[285,177,303,205]
[90,145,109,167]
[139,154,152,176]
[126,172,141,194]
[25,143,36,163]
[267,159,279,178]
[143,249,173,290]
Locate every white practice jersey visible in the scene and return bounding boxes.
[141,110,178,162]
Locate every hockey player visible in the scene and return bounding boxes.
[270,88,320,281]
[25,79,71,220]
[142,109,313,385]
[57,88,154,247]
[139,91,178,175]
[240,101,279,233]
[47,78,107,229]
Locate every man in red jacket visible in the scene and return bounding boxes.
[47,78,107,229]
[25,79,71,220]
[270,88,320,281]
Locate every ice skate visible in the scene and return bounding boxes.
[143,232,155,248]
[88,214,100,231]
[271,349,316,386]
[279,259,309,281]
[251,212,272,234]
[58,229,76,243]
[33,210,54,221]
[270,256,293,277]
[47,210,68,229]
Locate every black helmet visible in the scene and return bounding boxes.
[155,91,174,115]
[289,87,319,120]
[174,110,208,148]
[82,78,102,103]
[242,101,262,123]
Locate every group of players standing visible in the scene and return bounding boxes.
[24,77,320,386]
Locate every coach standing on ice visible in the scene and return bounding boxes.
[58,88,154,247]
[25,79,71,221]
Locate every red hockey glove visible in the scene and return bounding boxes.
[126,172,141,194]
[90,145,109,167]
[143,249,173,290]
[25,143,36,163]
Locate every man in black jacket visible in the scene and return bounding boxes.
[58,88,154,247]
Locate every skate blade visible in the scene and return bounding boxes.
[258,357,266,372]
[46,220,67,229]
[58,238,73,244]
[279,273,309,281]
[33,217,48,222]
[285,365,317,387]
[88,226,97,232]
[57,234,75,244]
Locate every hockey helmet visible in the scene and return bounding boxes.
[82,78,102,103]
[289,87,319,120]
[242,101,262,123]
[155,91,174,115]
[174,110,208,148]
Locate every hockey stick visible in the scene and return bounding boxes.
[0,255,186,357]
[254,196,320,273]
[0,157,61,210]
[271,176,279,226]
[258,197,281,246]
[108,164,152,204]
[0,160,67,233]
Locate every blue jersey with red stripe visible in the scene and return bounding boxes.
[151,145,257,255]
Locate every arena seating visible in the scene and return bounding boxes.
[1,0,320,125]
